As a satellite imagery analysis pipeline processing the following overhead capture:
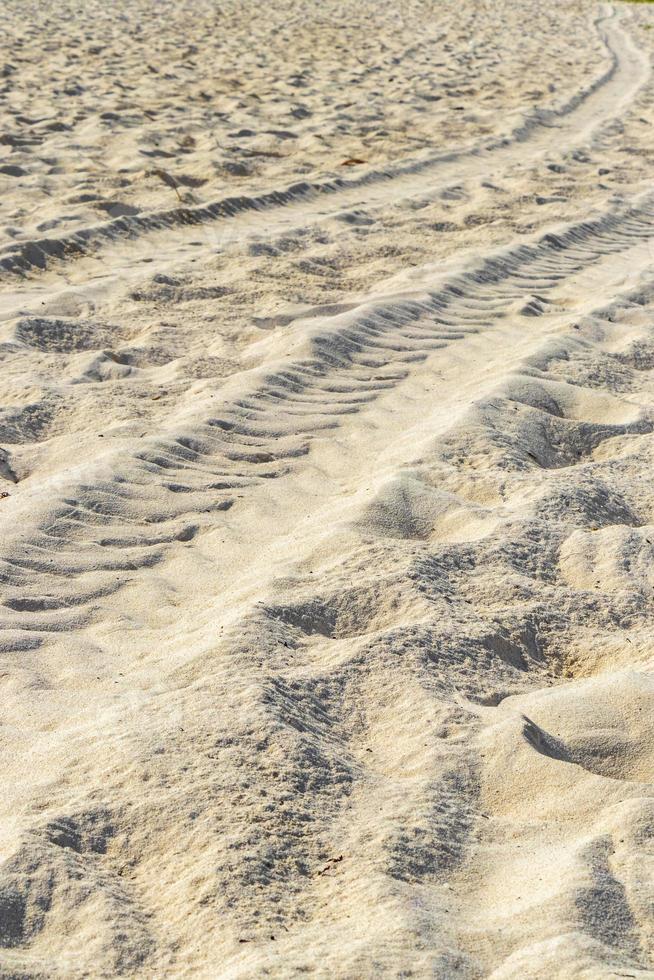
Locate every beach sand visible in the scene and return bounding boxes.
[2,0,654,975]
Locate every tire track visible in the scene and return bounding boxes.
[3,2,654,976]
[3,192,654,657]
[6,250,654,977]
[0,5,646,299]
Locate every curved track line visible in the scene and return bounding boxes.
[5,233,654,978]
[3,191,654,654]
[0,5,647,302]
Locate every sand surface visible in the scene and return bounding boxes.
[2,0,654,976]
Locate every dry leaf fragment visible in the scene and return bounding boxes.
[150,168,183,201]
[318,854,344,875]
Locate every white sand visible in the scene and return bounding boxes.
[2,0,654,975]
